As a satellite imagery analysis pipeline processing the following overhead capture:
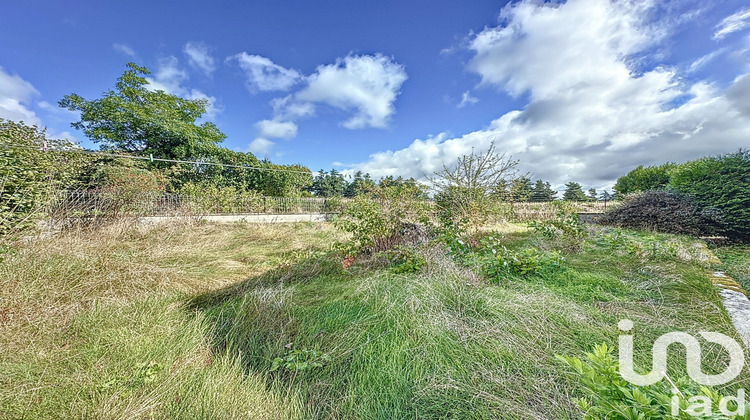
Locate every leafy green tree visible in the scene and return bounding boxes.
[0,119,89,235]
[344,171,376,197]
[165,147,259,189]
[377,176,428,199]
[310,169,347,197]
[165,148,312,197]
[669,150,750,241]
[530,179,557,202]
[562,182,588,201]
[598,190,613,202]
[59,62,225,160]
[613,163,675,196]
[509,176,533,202]
[586,188,598,202]
[252,161,312,197]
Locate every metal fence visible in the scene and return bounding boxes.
[47,191,348,218]
[47,190,612,223]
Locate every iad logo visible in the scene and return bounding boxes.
[618,319,744,386]
[618,319,746,417]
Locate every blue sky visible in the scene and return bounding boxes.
[2,0,750,190]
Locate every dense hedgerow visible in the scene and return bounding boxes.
[613,163,675,195]
[0,119,90,236]
[597,190,722,237]
[669,150,750,242]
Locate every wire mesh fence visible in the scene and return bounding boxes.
[47,190,349,218]
[45,190,613,225]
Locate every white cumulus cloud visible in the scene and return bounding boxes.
[245,53,408,143]
[255,119,298,139]
[0,67,76,141]
[183,42,216,76]
[296,54,407,129]
[248,137,274,155]
[229,53,302,92]
[0,66,41,125]
[145,56,220,118]
[350,0,750,190]
[271,95,316,120]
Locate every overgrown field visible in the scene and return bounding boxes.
[1,222,748,419]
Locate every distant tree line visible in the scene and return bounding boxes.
[309,170,430,198]
[493,177,613,203]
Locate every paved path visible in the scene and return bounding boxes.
[712,271,750,348]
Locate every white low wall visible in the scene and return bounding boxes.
[139,213,329,224]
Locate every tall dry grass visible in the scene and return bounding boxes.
[0,221,339,419]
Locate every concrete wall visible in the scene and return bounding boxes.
[139,213,329,225]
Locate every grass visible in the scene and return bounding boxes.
[714,245,750,292]
[1,221,748,419]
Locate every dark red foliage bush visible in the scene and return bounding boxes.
[598,190,723,237]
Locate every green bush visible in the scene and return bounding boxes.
[435,186,492,233]
[335,186,432,255]
[382,246,427,274]
[479,246,565,279]
[598,190,722,237]
[179,182,263,214]
[0,119,89,236]
[614,163,675,195]
[91,162,167,195]
[669,150,750,242]
[443,232,565,280]
[529,201,588,250]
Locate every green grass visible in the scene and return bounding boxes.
[1,222,747,419]
[715,245,750,292]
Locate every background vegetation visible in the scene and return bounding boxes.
[608,150,750,242]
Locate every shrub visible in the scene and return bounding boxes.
[179,182,263,214]
[597,190,722,237]
[479,246,565,279]
[443,232,565,280]
[382,246,427,274]
[334,186,433,255]
[435,185,493,233]
[529,201,588,250]
[91,162,167,197]
[0,119,89,236]
[431,142,521,233]
[613,163,675,195]
[669,150,750,242]
[71,161,170,217]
